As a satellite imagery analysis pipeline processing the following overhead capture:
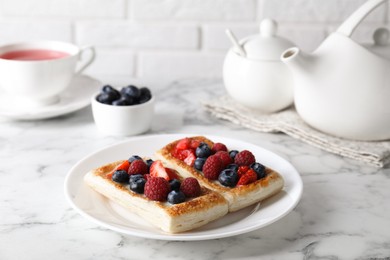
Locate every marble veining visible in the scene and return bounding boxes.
[0,78,390,260]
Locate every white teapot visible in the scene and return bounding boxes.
[223,19,295,113]
[281,0,390,141]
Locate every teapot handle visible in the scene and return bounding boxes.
[336,0,387,37]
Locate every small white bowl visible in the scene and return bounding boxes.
[91,95,155,136]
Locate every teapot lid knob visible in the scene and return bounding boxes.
[260,18,277,37]
[373,27,390,46]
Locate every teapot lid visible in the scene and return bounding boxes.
[242,19,295,61]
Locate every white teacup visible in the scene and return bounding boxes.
[0,41,95,106]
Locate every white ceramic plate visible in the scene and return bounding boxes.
[64,134,303,241]
[0,75,101,120]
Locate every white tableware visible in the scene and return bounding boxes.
[64,134,303,241]
[223,19,295,113]
[91,95,155,136]
[0,41,95,107]
[0,75,101,120]
[281,0,390,141]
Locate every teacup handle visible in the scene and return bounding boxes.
[76,45,96,75]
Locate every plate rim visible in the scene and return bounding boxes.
[64,133,303,241]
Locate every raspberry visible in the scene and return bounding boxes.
[144,177,170,201]
[215,151,233,168]
[202,155,223,180]
[180,177,201,197]
[212,142,228,153]
[128,159,148,175]
[234,150,255,166]
[237,169,257,185]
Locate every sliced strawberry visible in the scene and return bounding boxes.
[107,160,130,179]
[106,172,114,179]
[116,160,130,172]
[237,169,257,185]
[166,168,179,180]
[237,166,250,178]
[190,139,200,149]
[176,138,191,150]
[150,160,170,181]
[184,153,196,166]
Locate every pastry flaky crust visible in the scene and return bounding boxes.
[84,160,228,233]
[155,136,285,212]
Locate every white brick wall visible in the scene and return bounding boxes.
[0,0,389,85]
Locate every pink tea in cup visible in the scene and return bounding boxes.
[0,49,69,61]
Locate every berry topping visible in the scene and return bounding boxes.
[237,166,250,178]
[143,173,151,181]
[128,159,148,175]
[112,170,129,183]
[180,177,201,197]
[212,142,228,153]
[194,157,206,171]
[176,138,191,150]
[183,149,196,166]
[202,155,223,180]
[167,190,186,204]
[218,169,239,187]
[128,155,142,163]
[106,160,130,179]
[234,150,256,166]
[165,168,179,180]
[190,139,201,149]
[144,177,170,201]
[229,150,239,160]
[169,179,181,191]
[150,160,170,181]
[215,151,233,168]
[226,163,239,172]
[145,159,154,168]
[195,143,212,158]
[237,169,257,185]
[129,175,146,194]
[250,162,266,179]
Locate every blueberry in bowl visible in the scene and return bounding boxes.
[92,84,154,136]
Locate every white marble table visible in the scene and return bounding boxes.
[1,78,389,260]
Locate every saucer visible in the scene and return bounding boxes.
[0,75,101,120]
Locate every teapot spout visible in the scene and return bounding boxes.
[281,47,313,74]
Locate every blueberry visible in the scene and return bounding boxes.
[112,98,130,106]
[121,85,141,100]
[96,92,118,104]
[226,163,239,172]
[169,179,181,191]
[139,87,152,104]
[229,150,239,160]
[121,94,137,105]
[128,155,142,163]
[129,176,146,194]
[112,170,129,183]
[167,190,186,204]
[101,85,120,100]
[218,169,238,187]
[129,174,144,182]
[145,159,154,169]
[195,143,212,158]
[250,162,266,179]
[194,157,206,171]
